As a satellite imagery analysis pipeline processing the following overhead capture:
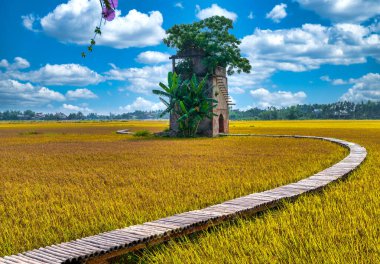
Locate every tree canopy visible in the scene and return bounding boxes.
[164,16,251,75]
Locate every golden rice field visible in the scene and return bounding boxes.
[0,121,349,257]
[136,120,380,264]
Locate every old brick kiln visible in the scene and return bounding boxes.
[169,49,234,137]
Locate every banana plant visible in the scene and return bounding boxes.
[152,71,182,118]
[153,72,217,137]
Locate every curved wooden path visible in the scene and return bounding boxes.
[0,134,367,264]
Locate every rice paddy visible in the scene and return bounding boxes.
[0,121,348,257]
[137,120,380,264]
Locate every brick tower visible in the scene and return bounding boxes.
[169,50,234,137]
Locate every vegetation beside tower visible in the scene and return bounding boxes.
[153,72,217,137]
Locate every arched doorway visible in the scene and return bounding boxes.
[219,114,224,133]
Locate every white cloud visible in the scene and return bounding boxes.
[0,59,9,69]
[240,23,380,76]
[63,103,92,112]
[10,64,103,86]
[21,14,39,32]
[196,4,238,21]
[340,73,380,102]
[248,11,254,20]
[228,60,276,91]
[320,75,347,85]
[105,63,171,94]
[175,2,184,9]
[119,97,165,112]
[228,96,238,109]
[229,87,245,95]
[136,51,170,64]
[320,75,332,82]
[332,79,347,85]
[66,88,97,99]
[37,87,65,101]
[266,3,287,23]
[250,88,307,108]
[296,0,380,23]
[0,79,65,108]
[0,57,30,71]
[30,0,165,49]
[13,57,31,69]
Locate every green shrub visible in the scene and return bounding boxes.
[19,131,40,135]
[133,130,152,137]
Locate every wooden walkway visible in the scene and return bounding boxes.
[0,134,367,264]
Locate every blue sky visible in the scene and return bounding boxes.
[1,0,380,114]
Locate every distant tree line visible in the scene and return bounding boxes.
[230,101,380,120]
[0,101,379,121]
[0,110,166,121]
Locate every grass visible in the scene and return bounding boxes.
[137,120,380,264]
[0,121,347,256]
[134,129,153,137]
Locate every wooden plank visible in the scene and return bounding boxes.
[143,222,181,232]
[22,252,56,264]
[122,227,160,238]
[140,224,174,235]
[188,210,225,219]
[222,199,265,208]
[26,250,63,263]
[84,235,125,248]
[111,229,147,240]
[2,256,24,264]
[154,217,196,226]
[51,244,89,256]
[202,206,239,214]
[10,256,42,264]
[59,241,99,255]
[251,193,285,200]
[109,228,154,241]
[66,240,106,253]
[97,233,134,246]
[15,255,44,264]
[80,237,120,249]
[44,246,80,259]
[271,185,308,194]
[73,239,112,251]
[37,247,74,261]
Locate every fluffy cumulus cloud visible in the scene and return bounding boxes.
[0,59,9,68]
[340,73,380,102]
[250,88,307,108]
[175,2,184,9]
[119,97,165,112]
[106,63,171,94]
[21,14,39,32]
[0,79,65,108]
[196,4,237,21]
[63,103,92,112]
[26,0,165,49]
[266,3,287,23]
[228,60,277,91]
[240,23,380,76]
[296,0,380,23]
[320,75,347,85]
[229,87,245,95]
[136,51,170,64]
[66,88,97,99]
[0,57,30,70]
[9,64,103,86]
